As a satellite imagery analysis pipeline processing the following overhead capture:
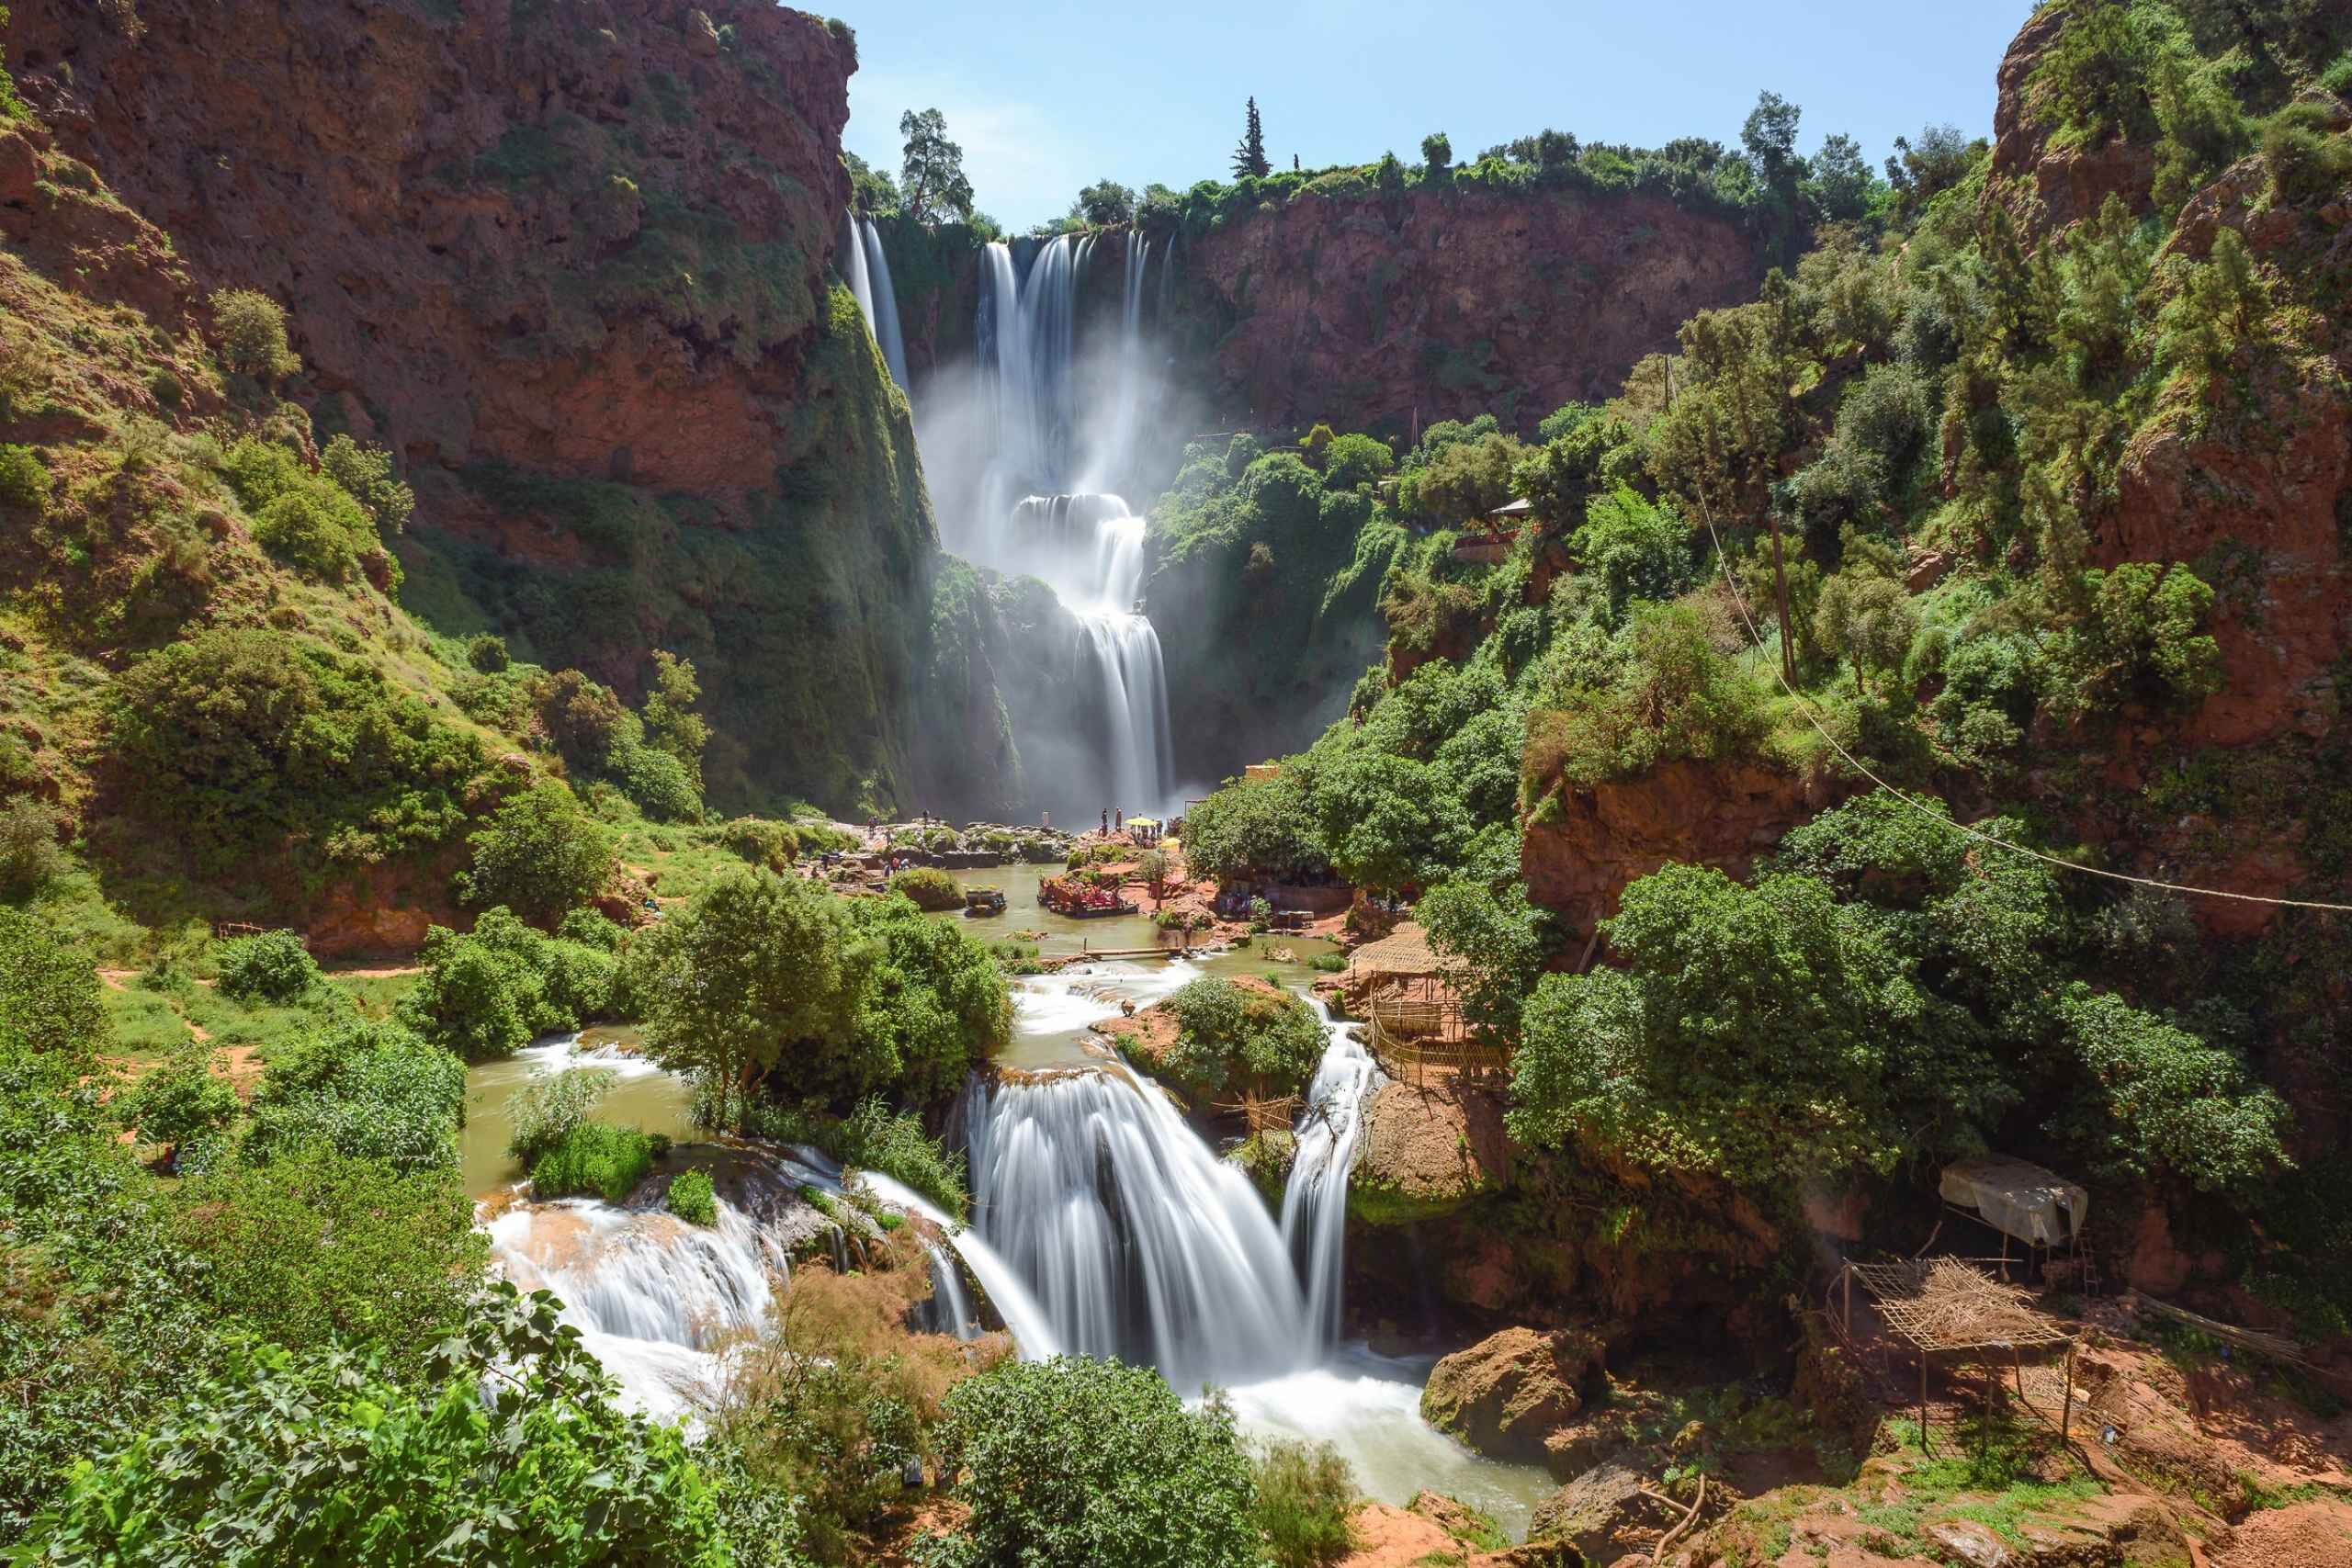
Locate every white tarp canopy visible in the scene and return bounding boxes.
[1939,1155,2087,1247]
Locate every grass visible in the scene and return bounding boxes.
[530,1122,654,1203]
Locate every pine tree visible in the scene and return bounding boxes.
[1232,97,1269,180]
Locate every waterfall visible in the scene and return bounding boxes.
[859,217,910,391]
[840,209,908,391]
[959,235,1172,818]
[963,1065,1308,1391]
[1281,1007,1385,1350]
[958,1002,1384,1390]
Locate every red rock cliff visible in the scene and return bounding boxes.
[1180,186,1761,434]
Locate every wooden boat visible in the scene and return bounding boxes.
[963,886,1007,916]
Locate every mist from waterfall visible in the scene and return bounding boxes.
[839,209,909,391]
[922,231,1180,821]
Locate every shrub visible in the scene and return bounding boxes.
[506,1066,612,1163]
[0,796,63,901]
[465,632,512,672]
[1298,423,1336,466]
[933,1357,1257,1568]
[1164,976,1328,1097]
[22,1283,725,1566]
[1320,433,1395,491]
[397,908,617,1062]
[211,288,301,380]
[253,489,363,581]
[667,1167,718,1225]
[119,1044,239,1158]
[1251,1438,1358,1568]
[463,782,617,927]
[531,1121,654,1202]
[319,434,413,536]
[214,929,319,1004]
[890,865,962,911]
[0,908,105,1057]
[0,443,49,513]
[243,1020,467,1173]
[1182,773,1329,885]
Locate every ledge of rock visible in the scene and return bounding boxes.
[1420,1325,1609,1467]
[1349,1077,1510,1226]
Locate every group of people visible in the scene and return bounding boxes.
[1097,808,1163,846]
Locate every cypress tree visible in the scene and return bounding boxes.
[1232,96,1270,179]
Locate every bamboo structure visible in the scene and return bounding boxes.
[1210,1094,1301,1135]
[1834,1259,2078,1453]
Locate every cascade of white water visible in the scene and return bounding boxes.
[840,209,876,340]
[1281,1006,1386,1350]
[961,235,1173,816]
[858,217,910,391]
[962,1064,1310,1390]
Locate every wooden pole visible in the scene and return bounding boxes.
[1919,1349,1932,1455]
[1842,1265,1854,1338]
[2061,1341,2075,1441]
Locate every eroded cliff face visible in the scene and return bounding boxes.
[1178,186,1762,435]
[3,0,1004,812]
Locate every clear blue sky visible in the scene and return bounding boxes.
[833,2,2034,231]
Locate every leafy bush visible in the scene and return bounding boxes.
[745,1096,970,1218]
[506,1066,612,1163]
[466,631,513,672]
[22,1283,726,1566]
[0,443,49,513]
[243,1020,467,1173]
[119,1044,239,1159]
[319,434,413,536]
[1523,601,1772,790]
[170,1145,485,1362]
[210,288,301,380]
[214,929,319,1004]
[890,865,963,911]
[2054,986,2285,1194]
[254,489,363,581]
[1181,773,1329,885]
[531,1120,655,1202]
[1163,977,1328,1097]
[463,781,617,927]
[107,628,484,876]
[0,796,63,901]
[932,1357,1257,1568]
[1251,1438,1358,1568]
[1320,433,1395,491]
[667,1167,718,1225]
[0,908,104,1056]
[398,908,618,1061]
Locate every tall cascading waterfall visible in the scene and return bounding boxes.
[960,1003,1385,1390]
[960,233,1172,818]
[839,209,909,391]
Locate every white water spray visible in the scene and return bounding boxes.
[840,209,909,391]
[1282,1006,1385,1350]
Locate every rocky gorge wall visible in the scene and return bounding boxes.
[3,0,1019,812]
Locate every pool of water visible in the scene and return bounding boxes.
[462,1032,699,1199]
[938,863,1339,1070]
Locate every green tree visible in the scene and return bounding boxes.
[642,650,710,798]
[1508,864,1921,1184]
[243,1020,468,1173]
[1417,879,1554,1041]
[320,434,414,536]
[119,1044,239,1162]
[1182,773,1329,886]
[844,149,901,216]
[1813,539,1919,697]
[899,108,976,224]
[211,288,300,380]
[1805,131,1875,223]
[935,1358,1257,1568]
[1320,434,1395,491]
[214,929,320,1004]
[0,797,62,901]
[1420,131,1453,172]
[2054,987,2286,1194]
[1072,178,1136,225]
[463,782,617,927]
[1233,96,1270,179]
[627,870,876,1104]
[1163,976,1329,1098]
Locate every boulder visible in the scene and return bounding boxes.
[1526,1461,1657,1563]
[1421,1325,1607,1466]
[1350,1077,1510,1225]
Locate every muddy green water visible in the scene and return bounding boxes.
[461,1031,699,1200]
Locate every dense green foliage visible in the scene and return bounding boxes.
[107,628,488,877]
[463,782,620,926]
[746,1096,971,1219]
[1250,1439,1359,1568]
[531,1120,656,1202]
[667,1166,718,1225]
[928,1358,1257,1568]
[629,871,1008,1114]
[243,1020,469,1173]
[889,865,963,910]
[1162,977,1329,1098]
[23,1284,726,1566]
[398,908,619,1062]
[1178,773,1329,886]
[213,928,320,1005]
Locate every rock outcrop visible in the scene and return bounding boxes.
[1349,1077,1510,1225]
[1419,1325,1608,1468]
[1176,187,1761,436]
[4,0,1006,812]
